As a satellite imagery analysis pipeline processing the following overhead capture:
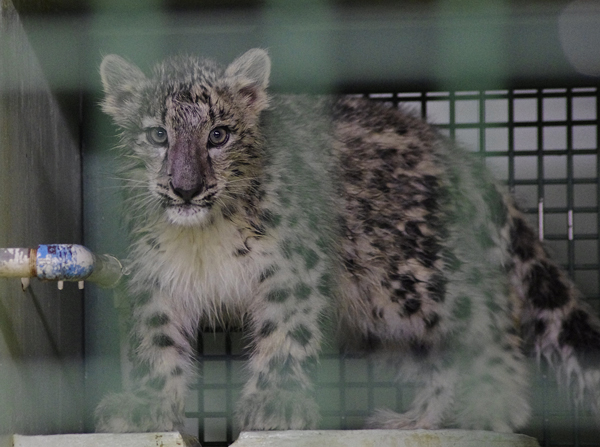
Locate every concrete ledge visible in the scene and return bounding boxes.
[11,430,540,447]
[231,430,540,447]
[12,432,184,447]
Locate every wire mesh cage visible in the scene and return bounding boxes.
[184,86,600,447]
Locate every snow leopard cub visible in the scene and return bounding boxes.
[96,49,600,434]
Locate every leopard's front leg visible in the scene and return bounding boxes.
[96,289,199,433]
[236,256,328,430]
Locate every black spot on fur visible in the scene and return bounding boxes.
[250,221,266,236]
[370,171,391,193]
[266,288,291,303]
[392,288,406,302]
[410,339,430,358]
[405,221,422,238]
[259,320,277,338]
[418,237,441,269]
[147,376,166,391]
[260,209,282,228]
[147,237,161,251]
[427,274,447,302]
[153,334,175,348]
[362,331,383,351]
[475,225,495,249]
[404,298,421,315]
[400,274,417,293]
[146,313,170,328]
[559,309,600,367]
[467,268,484,285]
[377,147,397,160]
[442,249,463,271]
[280,195,292,207]
[344,256,361,275]
[290,325,312,347]
[259,265,279,283]
[372,307,384,319]
[534,319,547,336]
[344,168,363,182]
[317,273,332,296]
[300,247,320,270]
[453,295,472,320]
[528,261,570,309]
[250,178,261,190]
[221,205,236,219]
[269,354,294,376]
[171,367,184,376]
[234,246,250,257]
[420,175,439,194]
[510,217,537,261]
[294,283,312,300]
[281,239,293,259]
[425,313,441,329]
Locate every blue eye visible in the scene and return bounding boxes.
[208,127,229,147]
[146,127,168,146]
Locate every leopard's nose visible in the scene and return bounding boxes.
[170,180,203,203]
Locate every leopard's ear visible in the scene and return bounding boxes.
[225,48,271,89]
[224,49,271,113]
[100,55,146,126]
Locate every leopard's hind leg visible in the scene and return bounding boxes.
[365,280,531,432]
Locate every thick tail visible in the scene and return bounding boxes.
[505,198,600,413]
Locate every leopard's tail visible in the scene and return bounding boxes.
[506,199,600,414]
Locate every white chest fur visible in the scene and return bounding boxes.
[135,216,269,323]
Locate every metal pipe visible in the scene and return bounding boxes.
[0,244,124,289]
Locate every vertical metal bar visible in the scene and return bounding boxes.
[339,355,347,429]
[537,89,545,226]
[565,88,581,447]
[225,332,234,444]
[449,90,456,141]
[567,88,576,281]
[537,89,550,447]
[479,90,486,156]
[366,357,374,417]
[197,331,205,444]
[568,209,574,242]
[595,88,600,323]
[539,198,545,241]
[507,89,516,192]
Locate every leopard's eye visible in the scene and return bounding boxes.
[146,127,168,146]
[208,127,229,147]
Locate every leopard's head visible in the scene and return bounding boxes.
[100,49,271,227]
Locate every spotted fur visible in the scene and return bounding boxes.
[95,49,600,435]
